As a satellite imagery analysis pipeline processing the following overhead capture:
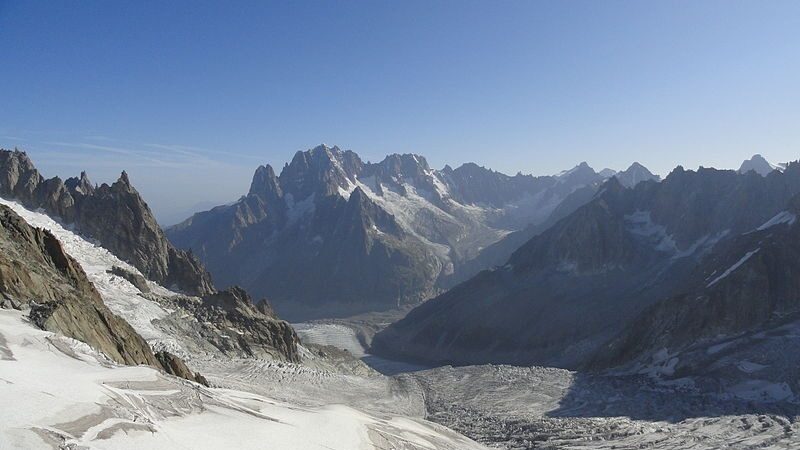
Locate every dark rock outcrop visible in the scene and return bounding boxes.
[168,286,301,361]
[0,149,214,296]
[155,351,210,386]
[108,266,150,293]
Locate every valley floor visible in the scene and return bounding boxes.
[294,320,800,450]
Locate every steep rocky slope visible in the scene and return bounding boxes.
[168,144,616,319]
[0,197,300,364]
[0,149,214,295]
[373,163,800,368]
[0,204,206,383]
[595,192,800,375]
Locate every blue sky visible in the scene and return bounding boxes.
[1,1,799,224]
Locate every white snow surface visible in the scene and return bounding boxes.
[0,310,483,450]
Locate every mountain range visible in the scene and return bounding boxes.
[166,144,659,319]
[373,158,800,378]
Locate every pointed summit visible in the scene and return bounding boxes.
[65,170,95,196]
[615,162,660,188]
[556,161,600,186]
[738,154,778,176]
[248,164,282,201]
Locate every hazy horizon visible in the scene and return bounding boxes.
[2,1,798,224]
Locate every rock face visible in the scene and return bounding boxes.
[155,351,210,386]
[165,287,301,362]
[0,149,214,296]
[167,144,622,319]
[594,193,800,371]
[373,163,800,369]
[0,204,205,383]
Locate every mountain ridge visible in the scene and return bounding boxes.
[0,149,214,296]
[372,161,800,369]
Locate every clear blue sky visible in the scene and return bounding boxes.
[1,1,799,224]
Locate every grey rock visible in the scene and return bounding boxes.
[163,286,301,361]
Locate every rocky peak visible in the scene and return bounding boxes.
[360,153,439,198]
[598,168,617,178]
[738,154,777,176]
[596,175,625,198]
[0,149,42,200]
[112,171,136,193]
[614,162,660,188]
[189,286,300,361]
[65,171,95,196]
[341,187,403,240]
[279,144,363,199]
[248,164,283,201]
[379,153,430,175]
[558,161,598,184]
